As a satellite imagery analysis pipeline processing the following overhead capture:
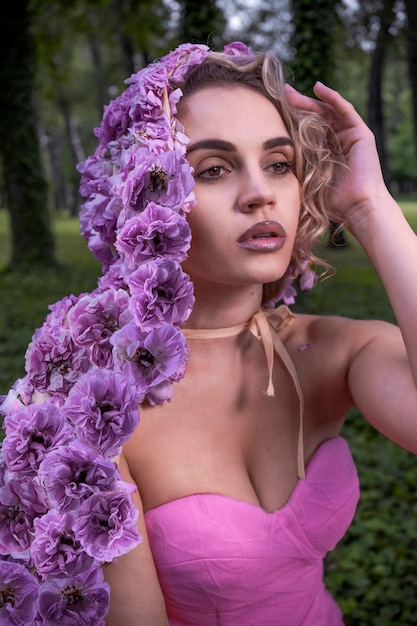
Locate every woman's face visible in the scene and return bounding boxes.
[178,85,301,297]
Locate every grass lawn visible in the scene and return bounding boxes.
[0,197,416,624]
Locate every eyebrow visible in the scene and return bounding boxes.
[262,137,294,150]
[186,136,294,155]
[186,139,235,154]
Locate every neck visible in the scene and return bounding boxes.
[183,282,263,329]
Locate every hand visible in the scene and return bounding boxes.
[284,82,390,224]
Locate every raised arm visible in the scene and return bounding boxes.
[103,452,169,625]
[286,82,417,452]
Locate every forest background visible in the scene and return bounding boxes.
[0,1,417,624]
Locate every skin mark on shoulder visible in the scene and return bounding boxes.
[298,342,313,351]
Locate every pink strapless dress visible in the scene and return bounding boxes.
[145,436,359,625]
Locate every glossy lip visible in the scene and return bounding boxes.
[237,220,287,251]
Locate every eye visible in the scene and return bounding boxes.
[196,164,230,181]
[268,160,294,176]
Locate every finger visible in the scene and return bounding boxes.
[312,82,362,124]
[284,83,347,136]
[284,83,329,116]
[285,81,353,119]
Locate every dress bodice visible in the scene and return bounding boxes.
[145,437,359,625]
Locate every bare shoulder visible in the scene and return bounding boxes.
[285,311,400,357]
[280,312,403,430]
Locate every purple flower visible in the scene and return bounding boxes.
[78,152,109,197]
[89,194,122,246]
[2,403,73,476]
[132,121,172,153]
[25,326,91,397]
[74,489,141,562]
[95,87,133,145]
[38,441,118,512]
[107,135,133,169]
[127,258,194,330]
[80,192,122,259]
[68,289,131,368]
[0,559,39,625]
[0,477,47,554]
[159,43,210,81]
[144,380,176,407]
[38,565,110,626]
[111,320,189,401]
[115,203,191,268]
[300,268,317,291]
[0,378,34,420]
[96,258,127,292]
[64,369,139,459]
[85,230,117,272]
[41,294,82,332]
[0,449,7,489]
[78,153,123,269]
[96,43,208,144]
[277,281,298,307]
[116,148,194,214]
[32,510,95,579]
[223,41,252,56]
[129,63,170,120]
[297,257,318,292]
[114,146,154,215]
[146,150,194,208]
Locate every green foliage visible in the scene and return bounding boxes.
[324,412,417,625]
[293,200,417,624]
[0,210,100,392]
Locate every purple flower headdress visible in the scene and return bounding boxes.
[0,41,314,623]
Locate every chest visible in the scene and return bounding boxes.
[123,331,349,512]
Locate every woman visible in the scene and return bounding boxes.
[102,44,417,624]
[1,42,416,625]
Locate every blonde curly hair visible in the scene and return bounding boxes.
[175,49,344,304]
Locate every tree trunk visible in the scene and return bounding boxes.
[45,128,68,212]
[367,0,394,189]
[0,1,55,269]
[58,96,85,217]
[404,0,417,155]
[290,0,341,95]
[86,27,108,121]
[113,0,137,77]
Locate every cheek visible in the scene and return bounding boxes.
[288,187,301,226]
[183,208,228,276]
[183,211,211,262]
[186,192,221,240]
[185,213,207,247]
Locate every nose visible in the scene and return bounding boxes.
[237,167,276,214]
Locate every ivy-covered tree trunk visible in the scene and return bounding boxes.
[404,0,417,157]
[179,0,226,48]
[290,0,341,95]
[367,0,394,189]
[0,1,55,269]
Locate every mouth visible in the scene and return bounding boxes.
[237,220,287,251]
